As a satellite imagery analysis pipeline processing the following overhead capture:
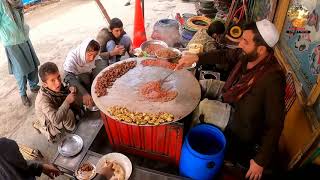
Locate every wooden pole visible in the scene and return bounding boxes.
[94,0,111,24]
[142,0,144,18]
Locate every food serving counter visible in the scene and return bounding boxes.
[91,58,201,165]
[51,112,186,179]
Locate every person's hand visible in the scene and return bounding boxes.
[129,45,134,56]
[42,164,61,179]
[245,159,264,180]
[97,162,114,179]
[82,94,94,107]
[69,86,77,94]
[175,52,199,70]
[112,45,125,55]
[65,92,76,104]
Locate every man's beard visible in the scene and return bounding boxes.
[239,48,259,63]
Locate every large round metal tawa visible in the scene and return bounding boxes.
[91,58,201,125]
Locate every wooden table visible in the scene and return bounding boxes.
[51,111,186,179]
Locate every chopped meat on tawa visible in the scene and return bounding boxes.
[95,61,136,97]
[139,80,178,102]
[107,106,174,125]
[141,59,177,70]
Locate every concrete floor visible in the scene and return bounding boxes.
[0,0,196,179]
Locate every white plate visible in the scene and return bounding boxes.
[96,153,132,180]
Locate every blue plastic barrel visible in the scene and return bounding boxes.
[179,124,226,180]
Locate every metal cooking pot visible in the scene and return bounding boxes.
[155,47,182,63]
[140,40,168,57]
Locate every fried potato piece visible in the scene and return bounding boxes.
[107,106,175,125]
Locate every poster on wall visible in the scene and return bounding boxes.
[279,0,320,96]
[251,0,278,21]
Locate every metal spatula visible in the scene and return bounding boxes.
[160,70,176,85]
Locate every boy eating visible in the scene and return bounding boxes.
[34,62,76,142]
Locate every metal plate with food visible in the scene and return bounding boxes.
[140,40,168,57]
[75,162,96,180]
[91,58,201,126]
[58,134,83,157]
[155,47,182,62]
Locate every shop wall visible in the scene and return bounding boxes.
[278,100,319,168]
[273,0,320,169]
[251,0,278,21]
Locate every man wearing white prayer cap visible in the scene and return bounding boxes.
[177,19,285,180]
[256,19,280,47]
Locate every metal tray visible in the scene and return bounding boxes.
[58,134,83,157]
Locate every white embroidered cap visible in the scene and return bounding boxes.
[256,19,279,47]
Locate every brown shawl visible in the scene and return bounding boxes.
[41,86,68,109]
[222,53,282,103]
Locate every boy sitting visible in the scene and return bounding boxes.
[63,38,101,107]
[34,62,77,142]
[97,18,134,65]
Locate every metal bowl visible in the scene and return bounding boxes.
[84,105,99,112]
[140,40,168,57]
[58,134,83,157]
[155,47,182,62]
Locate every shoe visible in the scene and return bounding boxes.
[32,121,42,134]
[124,2,130,6]
[21,95,31,107]
[31,85,40,93]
